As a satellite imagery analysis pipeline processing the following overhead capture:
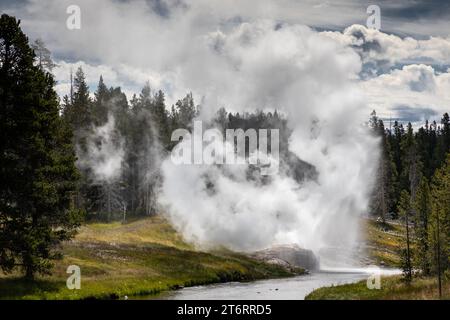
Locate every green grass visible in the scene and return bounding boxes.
[307,219,449,300]
[364,219,405,267]
[0,216,301,300]
[305,275,450,300]
[75,216,192,250]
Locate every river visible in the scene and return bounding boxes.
[152,267,400,300]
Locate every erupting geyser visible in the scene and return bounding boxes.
[158,20,379,264]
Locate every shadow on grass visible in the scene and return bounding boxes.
[0,278,64,299]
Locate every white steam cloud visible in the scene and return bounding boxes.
[159,20,379,257]
[77,115,125,182]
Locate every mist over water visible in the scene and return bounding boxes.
[159,20,380,259]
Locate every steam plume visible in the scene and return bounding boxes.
[159,21,379,260]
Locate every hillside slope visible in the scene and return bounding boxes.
[0,216,300,299]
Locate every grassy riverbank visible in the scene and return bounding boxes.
[0,216,301,300]
[364,218,405,267]
[305,275,449,299]
[307,218,448,299]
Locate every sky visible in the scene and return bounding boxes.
[1,0,450,126]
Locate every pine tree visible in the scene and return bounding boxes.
[61,67,97,219]
[176,92,197,129]
[215,107,229,133]
[375,120,389,223]
[441,113,450,154]
[398,190,413,282]
[391,121,404,179]
[402,123,421,197]
[413,176,432,275]
[62,66,92,138]
[92,75,109,126]
[125,84,160,216]
[369,112,397,222]
[30,38,57,72]
[0,14,82,278]
[429,153,450,297]
[152,90,170,147]
[416,124,433,179]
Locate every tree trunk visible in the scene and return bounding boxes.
[436,211,442,298]
[107,183,111,221]
[22,253,34,281]
[24,268,34,281]
[405,212,412,280]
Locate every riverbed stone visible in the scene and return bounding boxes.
[253,244,320,271]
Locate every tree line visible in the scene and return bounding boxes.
[61,66,312,221]
[369,110,450,295]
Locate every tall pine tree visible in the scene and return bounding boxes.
[0,14,82,278]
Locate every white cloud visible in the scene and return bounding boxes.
[361,64,450,123]
[5,1,449,117]
[323,24,450,68]
[54,61,118,97]
[53,60,171,101]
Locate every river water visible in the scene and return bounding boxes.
[154,268,400,300]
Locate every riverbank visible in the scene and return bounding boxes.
[305,275,449,299]
[307,219,448,299]
[0,216,410,300]
[0,216,302,300]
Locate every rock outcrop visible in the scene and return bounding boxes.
[252,244,320,271]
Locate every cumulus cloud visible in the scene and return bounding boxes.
[319,25,450,125]
[4,1,450,98]
[53,60,171,102]
[361,64,450,124]
[323,24,450,76]
[53,60,119,98]
[4,1,447,123]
